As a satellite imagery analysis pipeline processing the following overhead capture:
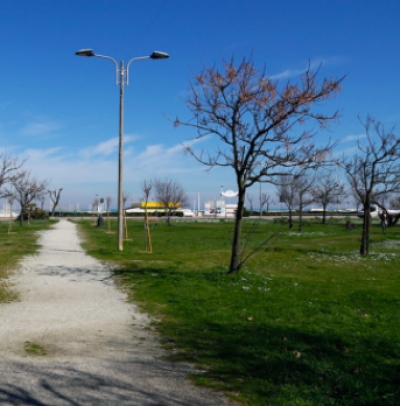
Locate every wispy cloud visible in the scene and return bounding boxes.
[7,134,217,207]
[342,133,366,143]
[20,119,62,137]
[23,147,63,160]
[79,134,139,159]
[271,56,345,80]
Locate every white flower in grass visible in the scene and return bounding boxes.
[242,286,250,291]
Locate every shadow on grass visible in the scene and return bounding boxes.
[114,265,400,405]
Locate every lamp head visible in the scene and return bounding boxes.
[150,51,169,59]
[75,49,95,57]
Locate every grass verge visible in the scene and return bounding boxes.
[77,218,400,405]
[0,219,55,302]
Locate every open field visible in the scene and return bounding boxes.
[77,217,400,405]
[0,219,55,302]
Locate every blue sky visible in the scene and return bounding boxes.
[1,0,400,210]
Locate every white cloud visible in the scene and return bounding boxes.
[271,68,304,80]
[14,139,201,188]
[79,134,139,159]
[20,120,62,136]
[271,56,345,80]
[342,134,366,143]
[24,147,63,160]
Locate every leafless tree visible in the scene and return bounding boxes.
[294,173,316,231]
[6,195,14,233]
[176,55,343,273]
[246,194,254,216]
[123,192,130,209]
[48,188,63,217]
[276,170,315,231]
[154,178,189,225]
[311,172,345,224]
[141,180,153,252]
[4,171,48,226]
[0,153,25,191]
[260,193,272,216]
[38,195,45,211]
[343,116,400,255]
[276,174,297,228]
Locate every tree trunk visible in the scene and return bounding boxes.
[298,202,303,232]
[360,196,371,255]
[19,204,24,227]
[322,204,327,224]
[288,209,293,228]
[228,188,245,274]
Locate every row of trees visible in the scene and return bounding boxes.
[273,116,400,256]
[0,153,63,225]
[175,55,400,272]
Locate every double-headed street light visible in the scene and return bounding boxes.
[76,48,169,251]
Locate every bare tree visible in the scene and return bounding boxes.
[343,116,400,255]
[38,195,45,211]
[154,178,189,225]
[260,193,273,215]
[123,192,130,209]
[311,172,345,224]
[4,171,48,226]
[293,172,315,232]
[177,55,343,273]
[48,188,63,217]
[276,174,297,228]
[6,195,14,233]
[276,170,315,231]
[0,153,25,190]
[142,180,153,252]
[246,194,254,216]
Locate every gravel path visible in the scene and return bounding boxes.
[0,219,234,406]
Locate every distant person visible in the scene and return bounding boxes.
[380,210,387,234]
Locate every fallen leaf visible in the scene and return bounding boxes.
[293,351,301,358]
[246,316,253,321]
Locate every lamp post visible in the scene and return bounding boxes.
[76,48,169,251]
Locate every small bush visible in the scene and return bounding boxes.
[18,208,49,220]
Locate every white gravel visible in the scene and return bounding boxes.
[0,219,234,405]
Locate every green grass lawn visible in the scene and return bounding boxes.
[0,219,55,302]
[77,217,400,405]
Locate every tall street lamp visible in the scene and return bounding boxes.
[76,48,169,251]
